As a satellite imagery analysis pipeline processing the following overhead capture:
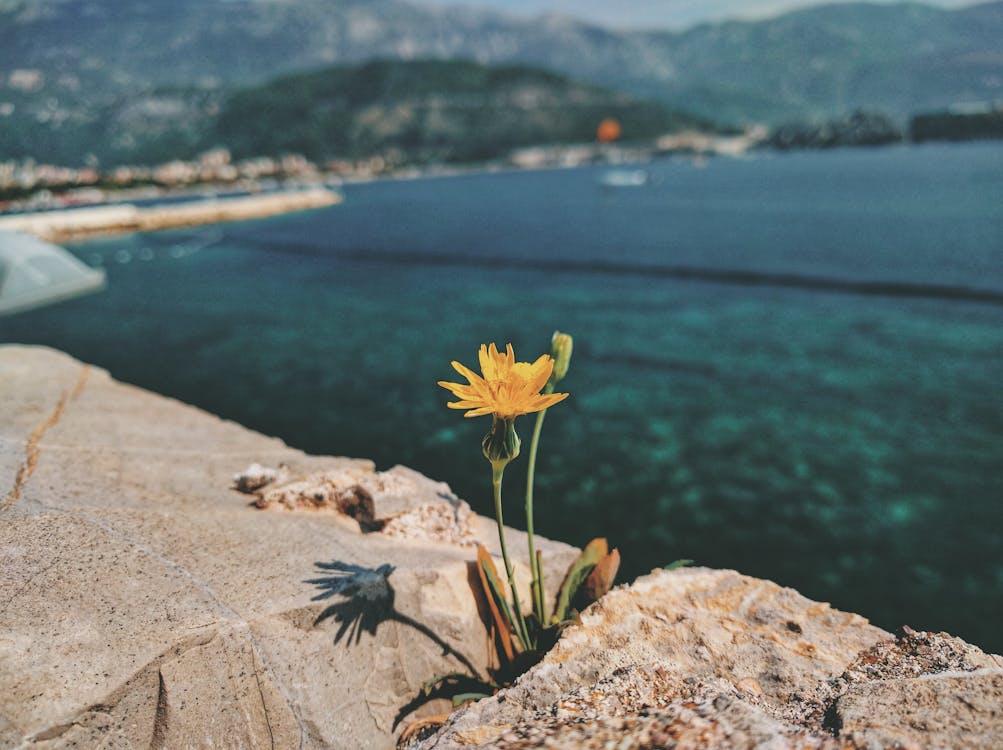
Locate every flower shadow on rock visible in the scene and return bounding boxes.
[306,560,480,677]
[307,561,398,645]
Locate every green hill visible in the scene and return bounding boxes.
[0,59,707,167]
[212,60,708,165]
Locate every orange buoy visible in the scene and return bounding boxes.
[596,117,622,143]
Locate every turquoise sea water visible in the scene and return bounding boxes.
[4,143,1002,651]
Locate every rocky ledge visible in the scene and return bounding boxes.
[1,346,1000,749]
[421,569,1003,749]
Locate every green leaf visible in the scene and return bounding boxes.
[553,538,608,624]
[420,672,476,697]
[452,692,492,706]
[663,558,693,570]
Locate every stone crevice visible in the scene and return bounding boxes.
[244,624,308,749]
[21,627,287,749]
[251,659,277,750]
[1,365,89,512]
[19,660,169,749]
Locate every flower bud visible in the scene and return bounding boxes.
[548,331,573,386]
[482,417,521,467]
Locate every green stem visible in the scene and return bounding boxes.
[524,406,548,621]
[492,463,531,649]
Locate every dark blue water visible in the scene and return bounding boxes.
[4,143,1002,651]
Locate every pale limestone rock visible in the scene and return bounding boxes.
[232,461,289,493]
[423,567,888,749]
[0,345,577,750]
[379,499,476,547]
[237,461,477,545]
[822,628,1003,750]
[422,570,1003,750]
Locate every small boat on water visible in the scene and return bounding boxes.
[599,169,650,188]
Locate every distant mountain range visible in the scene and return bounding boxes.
[1,0,1000,164]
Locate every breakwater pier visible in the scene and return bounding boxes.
[0,188,341,243]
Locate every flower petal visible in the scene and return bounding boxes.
[478,344,494,379]
[463,406,496,418]
[524,355,554,395]
[437,380,470,398]
[451,360,484,385]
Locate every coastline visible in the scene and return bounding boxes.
[2,140,997,245]
[0,187,340,243]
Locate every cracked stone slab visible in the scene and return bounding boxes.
[155,627,301,749]
[0,345,578,749]
[0,350,88,513]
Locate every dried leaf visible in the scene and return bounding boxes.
[476,544,516,662]
[398,714,451,748]
[553,538,608,623]
[581,548,620,605]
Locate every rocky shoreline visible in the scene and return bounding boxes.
[2,345,999,749]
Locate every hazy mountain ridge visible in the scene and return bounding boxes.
[0,0,1000,163]
[645,1,1003,122]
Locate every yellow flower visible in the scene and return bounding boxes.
[438,343,569,419]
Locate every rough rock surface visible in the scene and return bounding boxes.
[235,461,477,546]
[0,345,577,749]
[5,345,1001,750]
[423,569,1003,750]
[829,630,1003,750]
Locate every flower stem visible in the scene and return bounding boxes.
[492,463,531,649]
[524,405,549,622]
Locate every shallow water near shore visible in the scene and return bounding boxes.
[5,143,1002,651]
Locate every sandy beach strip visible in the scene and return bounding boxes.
[0,187,341,243]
